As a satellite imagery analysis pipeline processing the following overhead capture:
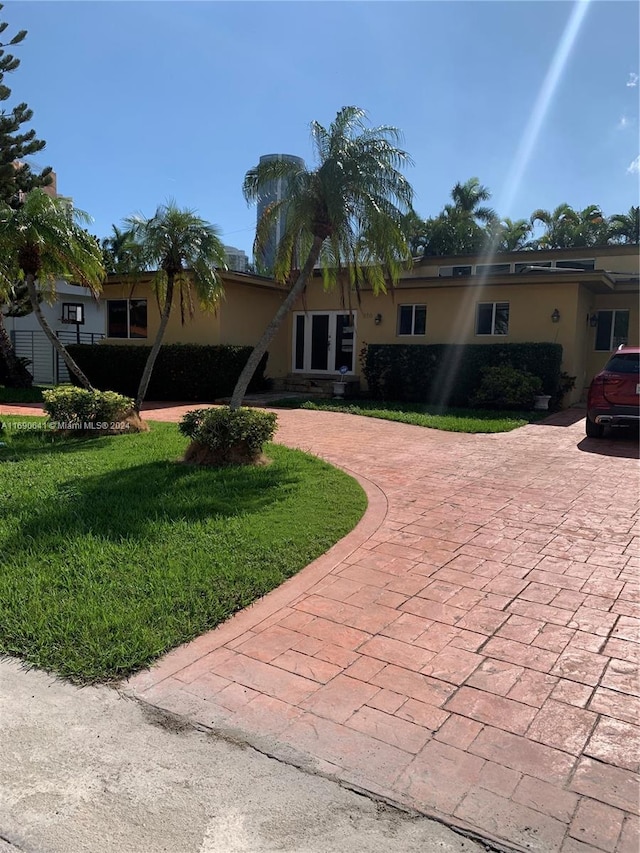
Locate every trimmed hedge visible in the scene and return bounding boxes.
[362,343,563,406]
[66,344,269,402]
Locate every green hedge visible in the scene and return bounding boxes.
[66,344,269,402]
[362,343,563,406]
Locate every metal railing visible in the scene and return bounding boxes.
[11,329,105,385]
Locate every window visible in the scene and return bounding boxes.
[595,310,629,351]
[107,299,147,339]
[476,263,511,276]
[556,259,595,271]
[515,261,552,273]
[61,303,84,324]
[397,304,426,336]
[476,302,509,336]
[452,265,472,277]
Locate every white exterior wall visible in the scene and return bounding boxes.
[4,281,106,384]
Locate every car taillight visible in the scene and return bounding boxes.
[602,373,624,387]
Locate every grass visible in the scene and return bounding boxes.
[0,384,46,403]
[0,416,366,683]
[271,397,546,433]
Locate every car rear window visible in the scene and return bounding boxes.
[604,353,640,374]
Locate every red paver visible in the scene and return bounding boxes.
[7,403,636,851]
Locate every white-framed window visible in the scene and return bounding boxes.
[476,302,509,336]
[397,304,426,336]
[594,309,629,351]
[107,299,147,339]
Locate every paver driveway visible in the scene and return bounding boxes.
[3,403,638,852]
[123,406,639,853]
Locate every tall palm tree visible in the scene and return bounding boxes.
[229,106,414,409]
[608,206,640,244]
[0,189,105,388]
[124,202,226,412]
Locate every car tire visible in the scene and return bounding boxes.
[585,417,604,438]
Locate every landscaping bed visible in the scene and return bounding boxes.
[0,417,366,682]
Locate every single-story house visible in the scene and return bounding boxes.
[99,244,639,405]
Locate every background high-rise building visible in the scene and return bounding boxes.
[223,245,249,273]
[256,153,304,273]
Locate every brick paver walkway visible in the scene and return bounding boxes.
[4,403,638,852]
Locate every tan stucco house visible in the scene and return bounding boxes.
[101,244,639,405]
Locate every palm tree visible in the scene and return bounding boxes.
[418,178,496,257]
[124,202,226,412]
[0,189,105,388]
[530,203,580,249]
[446,177,496,226]
[101,224,144,275]
[608,206,640,244]
[490,218,534,252]
[229,106,413,409]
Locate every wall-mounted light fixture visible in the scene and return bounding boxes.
[589,313,598,328]
[374,313,383,325]
[551,308,561,323]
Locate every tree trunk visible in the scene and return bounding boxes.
[134,273,174,413]
[229,235,324,410]
[26,275,94,390]
[0,312,33,387]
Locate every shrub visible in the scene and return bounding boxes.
[66,344,270,401]
[179,406,278,467]
[362,342,562,406]
[470,365,542,410]
[42,387,145,433]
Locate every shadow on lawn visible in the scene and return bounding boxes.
[12,456,300,547]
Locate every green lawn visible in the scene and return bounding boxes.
[0,385,46,403]
[272,398,545,433]
[0,417,366,683]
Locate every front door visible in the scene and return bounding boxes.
[292,311,356,374]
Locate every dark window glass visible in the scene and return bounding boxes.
[334,314,354,371]
[556,259,595,271]
[595,311,613,351]
[477,264,511,275]
[494,302,509,335]
[476,303,494,335]
[398,305,413,335]
[613,311,629,348]
[295,315,305,370]
[414,306,427,335]
[129,299,147,339]
[452,266,472,277]
[310,314,329,371]
[107,300,128,338]
[604,353,639,374]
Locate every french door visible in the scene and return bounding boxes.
[292,311,356,374]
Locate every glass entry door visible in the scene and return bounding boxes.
[293,312,356,374]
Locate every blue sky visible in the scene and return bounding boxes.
[8,1,640,257]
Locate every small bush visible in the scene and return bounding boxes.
[470,365,542,410]
[179,407,278,466]
[42,387,144,433]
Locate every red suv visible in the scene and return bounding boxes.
[586,346,640,438]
